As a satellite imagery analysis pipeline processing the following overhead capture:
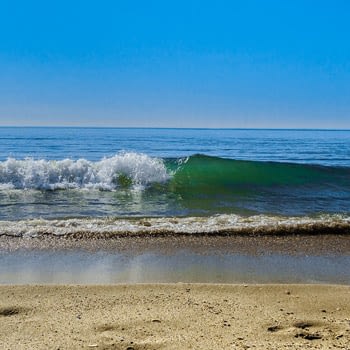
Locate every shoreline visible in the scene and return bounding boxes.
[1,235,349,285]
[1,283,349,349]
[1,234,350,255]
[1,215,350,239]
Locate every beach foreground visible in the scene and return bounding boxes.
[0,284,349,349]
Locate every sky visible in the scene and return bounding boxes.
[0,0,349,128]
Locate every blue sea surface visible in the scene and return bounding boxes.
[0,127,349,220]
[0,127,350,165]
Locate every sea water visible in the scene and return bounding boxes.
[0,127,349,236]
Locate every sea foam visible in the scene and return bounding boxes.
[0,214,349,238]
[0,152,169,190]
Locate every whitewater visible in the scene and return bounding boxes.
[0,152,169,190]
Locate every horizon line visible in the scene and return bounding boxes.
[0,125,349,131]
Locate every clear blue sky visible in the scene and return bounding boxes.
[0,0,349,128]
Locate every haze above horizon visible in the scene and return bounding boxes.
[0,0,349,129]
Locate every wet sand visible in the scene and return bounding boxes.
[1,235,350,284]
[1,234,350,255]
[1,284,349,349]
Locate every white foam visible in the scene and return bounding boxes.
[0,152,169,190]
[0,214,349,238]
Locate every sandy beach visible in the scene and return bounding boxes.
[0,283,349,349]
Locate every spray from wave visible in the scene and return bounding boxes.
[0,152,169,190]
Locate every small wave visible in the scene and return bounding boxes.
[1,214,349,238]
[0,152,169,190]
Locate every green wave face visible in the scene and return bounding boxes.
[169,154,349,189]
[163,155,350,215]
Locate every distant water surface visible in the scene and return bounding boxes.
[1,127,349,165]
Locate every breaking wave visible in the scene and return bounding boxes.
[2,153,350,193]
[0,152,169,190]
[0,153,349,217]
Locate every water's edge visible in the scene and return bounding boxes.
[1,235,349,284]
[1,214,349,238]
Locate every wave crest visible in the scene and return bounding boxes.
[0,152,169,190]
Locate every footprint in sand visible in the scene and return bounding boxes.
[267,320,324,341]
[0,306,26,316]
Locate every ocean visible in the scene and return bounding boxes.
[0,127,350,238]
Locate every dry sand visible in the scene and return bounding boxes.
[0,284,349,349]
